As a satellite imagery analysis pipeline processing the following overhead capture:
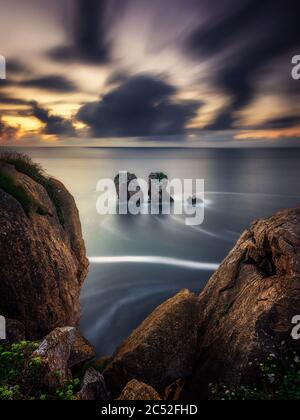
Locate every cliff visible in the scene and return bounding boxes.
[187,206,300,398]
[105,207,300,400]
[0,153,89,339]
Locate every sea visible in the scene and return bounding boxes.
[4,147,300,355]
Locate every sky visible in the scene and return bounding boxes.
[0,0,300,147]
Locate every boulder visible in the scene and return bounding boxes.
[77,368,109,401]
[31,327,76,388]
[118,380,161,400]
[0,157,89,339]
[185,208,300,398]
[69,331,96,368]
[104,289,199,397]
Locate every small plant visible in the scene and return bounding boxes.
[210,350,300,400]
[55,378,80,401]
[0,152,65,225]
[0,341,81,400]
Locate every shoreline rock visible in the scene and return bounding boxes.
[104,289,199,398]
[184,207,300,399]
[0,158,89,339]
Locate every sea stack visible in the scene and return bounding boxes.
[114,171,143,204]
[148,172,174,205]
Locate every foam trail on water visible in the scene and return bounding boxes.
[89,256,219,271]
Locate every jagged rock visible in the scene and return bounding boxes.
[185,208,300,399]
[69,331,96,368]
[0,157,89,339]
[104,289,199,398]
[148,172,174,204]
[77,368,109,401]
[114,172,142,203]
[31,327,76,388]
[118,380,161,400]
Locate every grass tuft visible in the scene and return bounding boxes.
[0,152,64,225]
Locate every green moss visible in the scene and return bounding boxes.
[0,152,65,225]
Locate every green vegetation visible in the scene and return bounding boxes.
[0,152,65,225]
[151,172,168,182]
[0,342,80,400]
[210,350,300,400]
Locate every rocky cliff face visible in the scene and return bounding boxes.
[0,158,89,339]
[185,207,300,398]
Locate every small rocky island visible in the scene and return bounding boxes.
[0,153,299,400]
[114,171,174,206]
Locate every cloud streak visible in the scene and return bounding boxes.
[49,0,114,64]
[187,0,300,130]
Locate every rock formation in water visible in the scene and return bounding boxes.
[187,195,203,207]
[0,154,89,339]
[114,171,142,203]
[148,172,174,204]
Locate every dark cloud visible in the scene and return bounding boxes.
[0,117,19,141]
[18,75,78,93]
[77,74,202,137]
[187,0,300,130]
[256,116,300,130]
[5,59,30,76]
[105,70,129,87]
[0,93,28,106]
[30,101,76,137]
[49,0,114,64]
